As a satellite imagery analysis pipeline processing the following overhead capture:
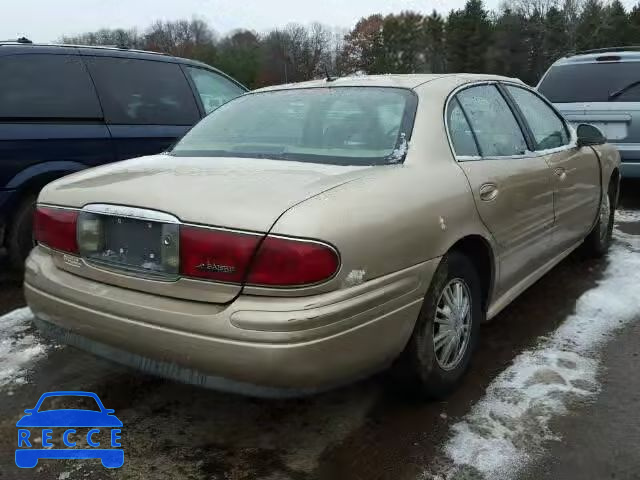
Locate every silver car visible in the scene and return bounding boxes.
[538,47,640,178]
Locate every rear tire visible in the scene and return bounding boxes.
[394,252,482,399]
[582,186,614,258]
[7,194,37,270]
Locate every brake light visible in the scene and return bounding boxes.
[179,226,339,286]
[248,236,339,286]
[34,206,79,254]
[179,226,260,283]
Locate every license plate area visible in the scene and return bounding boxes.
[77,211,180,280]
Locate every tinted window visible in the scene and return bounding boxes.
[172,87,417,166]
[539,62,640,103]
[457,85,527,157]
[0,54,101,119]
[86,57,199,125]
[507,86,570,150]
[186,67,244,114]
[447,98,479,156]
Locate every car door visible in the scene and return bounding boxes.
[504,84,600,252]
[448,84,555,298]
[82,55,201,160]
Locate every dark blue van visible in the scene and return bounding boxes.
[0,40,246,268]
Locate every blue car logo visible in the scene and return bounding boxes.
[16,391,123,468]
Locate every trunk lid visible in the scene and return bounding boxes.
[41,154,370,303]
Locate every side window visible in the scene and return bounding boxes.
[447,98,479,156]
[506,86,570,150]
[85,57,199,125]
[0,54,101,119]
[457,85,528,157]
[186,67,245,114]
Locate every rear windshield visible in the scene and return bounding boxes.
[539,61,640,103]
[171,87,417,166]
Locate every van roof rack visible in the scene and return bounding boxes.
[574,46,640,55]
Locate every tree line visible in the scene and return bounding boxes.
[61,0,640,89]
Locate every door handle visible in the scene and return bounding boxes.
[554,167,567,181]
[479,183,499,201]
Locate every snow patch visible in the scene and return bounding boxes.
[388,133,408,164]
[616,208,640,223]
[424,227,640,479]
[0,307,46,386]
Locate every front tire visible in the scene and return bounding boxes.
[395,252,482,399]
[582,187,614,258]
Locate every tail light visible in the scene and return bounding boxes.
[34,206,79,254]
[179,226,339,287]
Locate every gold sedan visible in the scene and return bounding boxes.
[24,74,620,398]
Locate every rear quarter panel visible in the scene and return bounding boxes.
[262,78,496,298]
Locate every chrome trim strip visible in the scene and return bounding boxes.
[82,204,180,224]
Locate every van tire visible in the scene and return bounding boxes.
[7,194,37,270]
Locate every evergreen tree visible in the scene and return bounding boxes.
[602,0,632,47]
[424,11,447,73]
[446,0,493,73]
[487,8,529,78]
[542,6,570,69]
[381,12,426,73]
[575,0,606,51]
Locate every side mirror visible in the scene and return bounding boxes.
[576,123,606,147]
[23,409,34,415]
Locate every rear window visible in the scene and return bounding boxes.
[171,87,418,166]
[85,56,200,125]
[539,62,640,103]
[0,54,102,119]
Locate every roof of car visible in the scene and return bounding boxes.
[252,73,522,92]
[0,42,247,90]
[556,48,640,65]
[0,42,214,68]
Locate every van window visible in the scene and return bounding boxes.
[85,57,199,125]
[539,62,640,103]
[0,54,101,119]
[186,67,244,114]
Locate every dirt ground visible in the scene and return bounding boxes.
[0,180,639,480]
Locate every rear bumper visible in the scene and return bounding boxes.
[25,246,435,396]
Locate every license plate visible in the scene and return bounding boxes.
[77,212,180,278]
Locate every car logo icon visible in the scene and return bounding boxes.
[16,391,123,468]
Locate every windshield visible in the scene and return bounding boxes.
[171,87,417,166]
[539,62,640,103]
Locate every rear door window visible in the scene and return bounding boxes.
[447,98,479,156]
[538,62,640,103]
[456,85,528,157]
[186,67,245,114]
[506,86,570,150]
[0,54,101,119]
[85,56,199,125]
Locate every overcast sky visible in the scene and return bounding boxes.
[5,0,640,43]
[3,0,497,42]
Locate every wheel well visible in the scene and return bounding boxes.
[609,168,620,207]
[449,235,495,313]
